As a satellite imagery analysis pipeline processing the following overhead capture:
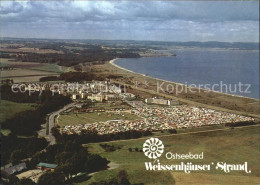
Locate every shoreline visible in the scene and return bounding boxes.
[109,58,259,101]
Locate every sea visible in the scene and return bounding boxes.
[115,49,259,99]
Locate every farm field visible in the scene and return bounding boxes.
[0,58,73,73]
[1,100,36,122]
[1,100,36,135]
[1,68,59,83]
[92,102,131,109]
[80,125,260,185]
[1,75,59,83]
[57,111,141,127]
[0,58,74,82]
[30,63,73,73]
[0,47,63,54]
[1,68,57,77]
[0,58,42,68]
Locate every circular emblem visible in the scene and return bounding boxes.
[143,137,164,159]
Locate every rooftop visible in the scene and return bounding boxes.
[37,163,57,169]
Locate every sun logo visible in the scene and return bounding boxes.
[143,137,164,159]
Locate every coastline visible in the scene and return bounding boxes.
[109,58,259,101]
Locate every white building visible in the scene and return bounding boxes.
[145,98,179,106]
[87,94,104,102]
[119,93,135,100]
[71,94,77,100]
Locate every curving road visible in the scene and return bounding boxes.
[48,103,76,145]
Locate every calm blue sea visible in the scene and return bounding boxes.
[115,49,259,99]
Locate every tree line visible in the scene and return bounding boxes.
[1,134,48,166]
[1,85,72,136]
[5,141,109,185]
[1,41,141,67]
[40,72,123,82]
[1,85,72,167]
[52,126,152,145]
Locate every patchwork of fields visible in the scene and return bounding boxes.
[0,47,63,54]
[0,58,74,83]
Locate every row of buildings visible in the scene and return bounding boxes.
[52,81,122,95]
[71,92,135,102]
[18,81,122,95]
[18,80,136,102]
[145,97,179,106]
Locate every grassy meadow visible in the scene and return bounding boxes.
[1,100,36,122]
[57,112,141,127]
[80,125,260,185]
[1,100,36,136]
[0,58,73,73]
[0,58,74,83]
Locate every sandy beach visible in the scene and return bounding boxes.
[91,58,260,119]
[109,59,258,101]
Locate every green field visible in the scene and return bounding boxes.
[0,58,74,73]
[80,125,260,185]
[30,63,73,73]
[57,111,141,127]
[92,102,131,109]
[1,100,36,136]
[1,100,36,122]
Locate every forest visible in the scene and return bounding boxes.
[0,40,141,67]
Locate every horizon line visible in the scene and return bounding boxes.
[1,36,259,44]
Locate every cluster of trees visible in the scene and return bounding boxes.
[1,84,41,103]
[168,129,177,134]
[52,127,152,144]
[128,147,142,152]
[10,52,64,64]
[99,144,121,152]
[60,72,96,82]
[90,170,135,185]
[1,110,44,136]
[225,121,257,127]
[1,134,48,166]
[39,71,123,83]
[39,71,101,82]
[107,75,123,79]
[5,141,109,185]
[1,85,72,136]
[1,85,72,166]
[56,47,139,66]
[4,177,36,185]
[39,76,60,82]
[3,41,141,67]
[36,170,135,185]
[28,141,109,185]
[37,172,65,185]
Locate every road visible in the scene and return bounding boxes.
[48,102,76,145]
